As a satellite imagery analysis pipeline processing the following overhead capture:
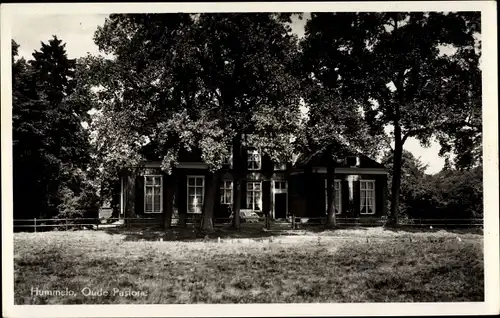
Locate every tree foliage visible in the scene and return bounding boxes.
[382,150,428,220]
[12,37,97,221]
[382,151,483,223]
[90,13,302,228]
[300,12,481,224]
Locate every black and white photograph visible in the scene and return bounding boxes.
[1,2,498,317]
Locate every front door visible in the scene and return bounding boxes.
[275,193,287,219]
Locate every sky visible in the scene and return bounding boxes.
[11,13,446,174]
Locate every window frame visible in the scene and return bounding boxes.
[273,180,288,191]
[144,175,163,214]
[360,180,376,215]
[273,161,287,171]
[247,149,261,171]
[324,179,342,214]
[246,181,262,211]
[220,179,233,205]
[187,175,205,214]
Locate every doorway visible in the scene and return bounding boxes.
[273,180,288,219]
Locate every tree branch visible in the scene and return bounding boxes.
[401,131,413,145]
[402,117,480,146]
[402,127,430,145]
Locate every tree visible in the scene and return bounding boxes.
[89,14,232,229]
[300,12,481,225]
[430,165,483,221]
[297,88,384,228]
[90,13,302,230]
[12,37,96,221]
[381,150,483,224]
[381,149,428,221]
[89,14,201,227]
[12,40,49,219]
[188,13,302,229]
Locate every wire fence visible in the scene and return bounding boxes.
[13,216,484,232]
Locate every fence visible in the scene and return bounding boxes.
[13,216,484,232]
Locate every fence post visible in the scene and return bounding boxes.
[65,218,68,231]
[34,218,37,233]
[96,217,99,231]
[291,214,295,230]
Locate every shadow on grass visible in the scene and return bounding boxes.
[295,224,371,233]
[382,225,483,235]
[101,223,482,242]
[102,224,302,242]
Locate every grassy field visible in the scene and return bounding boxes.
[14,227,484,304]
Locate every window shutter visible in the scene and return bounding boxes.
[262,180,271,213]
[375,177,383,216]
[323,178,327,214]
[240,181,247,209]
[178,174,187,215]
[311,174,323,217]
[214,177,223,218]
[241,148,249,171]
[353,180,361,216]
[135,175,144,215]
[162,173,168,215]
[342,180,350,215]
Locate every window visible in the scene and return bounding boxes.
[246,181,262,211]
[144,175,163,213]
[274,180,287,191]
[360,180,376,214]
[220,180,233,205]
[274,162,287,171]
[187,176,205,214]
[247,149,261,170]
[325,179,342,214]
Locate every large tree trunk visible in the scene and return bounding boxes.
[163,173,175,230]
[390,125,403,226]
[232,179,242,229]
[326,148,337,229]
[202,171,219,231]
[110,181,121,219]
[124,168,137,225]
[232,133,243,229]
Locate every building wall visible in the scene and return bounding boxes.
[121,159,388,224]
[122,159,291,221]
[288,171,388,221]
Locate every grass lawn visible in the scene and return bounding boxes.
[14,227,483,304]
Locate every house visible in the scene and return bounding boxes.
[118,145,389,226]
[289,150,389,223]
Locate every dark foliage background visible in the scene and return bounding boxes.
[12,37,99,222]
